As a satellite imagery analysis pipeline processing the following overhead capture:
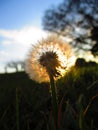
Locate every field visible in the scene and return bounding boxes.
[0,64,98,130]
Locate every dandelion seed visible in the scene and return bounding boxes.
[25,35,73,82]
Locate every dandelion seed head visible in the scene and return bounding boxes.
[25,35,73,82]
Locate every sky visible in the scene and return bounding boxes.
[0,0,62,72]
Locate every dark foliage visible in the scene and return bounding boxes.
[57,64,98,130]
[0,64,98,130]
[75,58,86,67]
[75,58,98,67]
[0,72,50,130]
[42,0,98,55]
[91,27,98,56]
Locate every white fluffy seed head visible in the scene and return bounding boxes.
[25,35,73,82]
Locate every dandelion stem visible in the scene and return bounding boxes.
[49,74,58,130]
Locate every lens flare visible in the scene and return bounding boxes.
[25,35,73,82]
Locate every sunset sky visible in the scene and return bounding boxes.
[0,0,62,72]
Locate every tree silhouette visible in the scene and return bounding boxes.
[42,0,98,55]
[5,61,25,73]
[90,27,98,56]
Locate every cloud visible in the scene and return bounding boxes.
[0,26,47,72]
[0,26,47,45]
[0,26,47,69]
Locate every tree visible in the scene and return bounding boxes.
[5,61,25,73]
[42,0,98,55]
[90,27,98,56]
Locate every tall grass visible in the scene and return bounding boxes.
[0,64,98,130]
[16,88,19,130]
[57,65,98,130]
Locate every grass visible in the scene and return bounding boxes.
[0,72,50,130]
[57,65,98,130]
[0,64,98,130]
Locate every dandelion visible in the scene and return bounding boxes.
[25,35,72,83]
[25,35,73,130]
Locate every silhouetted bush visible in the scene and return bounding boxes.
[75,58,86,67]
[87,61,97,67]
